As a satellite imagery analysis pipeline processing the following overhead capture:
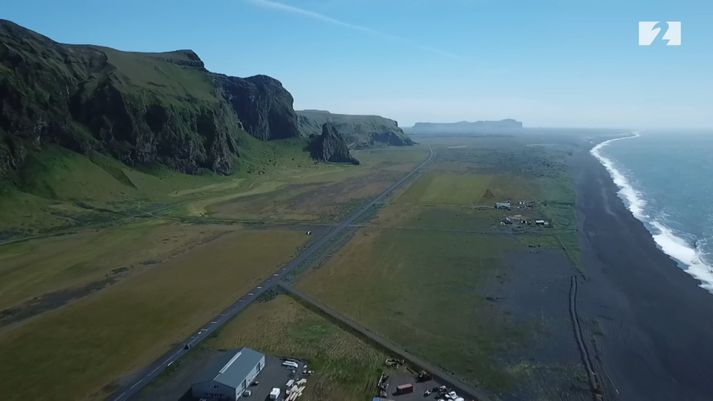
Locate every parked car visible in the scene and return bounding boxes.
[282,360,299,369]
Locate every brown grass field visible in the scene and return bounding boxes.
[0,228,308,401]
[0,221,227,313]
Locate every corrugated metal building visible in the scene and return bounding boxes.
[192,348,265,401]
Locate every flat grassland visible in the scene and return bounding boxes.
[397,172,491,205]
[0,228,307,401]
[299,225,524,390]
[0,144,428,317]
[207,146,428,222]
[296,134,587,397]
[0,141,428,237]
[0,221,223,313]
[0,142,429,401]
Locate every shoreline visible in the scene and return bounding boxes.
[572,146,713,401]
[590,133,713,292]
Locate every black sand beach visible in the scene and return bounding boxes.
[573,148,713,401]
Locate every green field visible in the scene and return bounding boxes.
[397,172,491,205]
[0,143,428,275]
[0,228,308,401]
[0,141,429,238]
[202,294,386,401]
[0,220,222,312]
[0,141,429,401]
[298,210,528,392]
[295,134,587,397]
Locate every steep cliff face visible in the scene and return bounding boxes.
[309,123,359,164]
[0,19,300,179]
[297,110,414,148]
[215,74,300,141]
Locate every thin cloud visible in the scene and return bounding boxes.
[246,0,461,60]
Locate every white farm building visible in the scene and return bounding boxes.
[191,348,265,401]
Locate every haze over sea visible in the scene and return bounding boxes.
[592,131,713,292]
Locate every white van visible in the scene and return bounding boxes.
[269,387,281,400]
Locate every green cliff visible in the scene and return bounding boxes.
[0,19,301,180]
[297,109,413,148]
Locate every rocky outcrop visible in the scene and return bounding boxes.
[0,19,301,179]
[297,110,413,148]
[309,123,359,164]
[215,74,300,141]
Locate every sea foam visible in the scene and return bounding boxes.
[591,133,713,293]
[591,133,646,219]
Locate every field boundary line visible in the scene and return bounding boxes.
[279,283,492,401]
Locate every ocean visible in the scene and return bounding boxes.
[591,131,713,293]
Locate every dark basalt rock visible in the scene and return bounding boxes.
[215,74,300,141]
[309,123,359,164]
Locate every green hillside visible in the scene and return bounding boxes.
[0,19,300,181]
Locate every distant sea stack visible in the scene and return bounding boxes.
[297,110,414,148]
[406,119,524,135]
[0,19,302,178]
[309,123,359,164]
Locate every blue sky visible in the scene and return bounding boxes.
[4,0,713,128]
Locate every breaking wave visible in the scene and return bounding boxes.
[591,133,646,219]
[591,133,713,293]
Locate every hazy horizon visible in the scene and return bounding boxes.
[5,0,712,128]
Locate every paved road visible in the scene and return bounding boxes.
[110,145,433,401]
[278,283,492,401]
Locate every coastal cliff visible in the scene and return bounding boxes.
[0,19,301,179]
[297,109,413,148]
[407,119,523,135]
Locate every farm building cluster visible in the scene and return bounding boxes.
[191,348,310,401]
[494,200,550,227]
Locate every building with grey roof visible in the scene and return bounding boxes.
[495,201,512,210]
[191,348,265,401]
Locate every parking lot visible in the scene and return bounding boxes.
[238,356,307,400]
[133,351,307,401]
[380,371,469,401]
